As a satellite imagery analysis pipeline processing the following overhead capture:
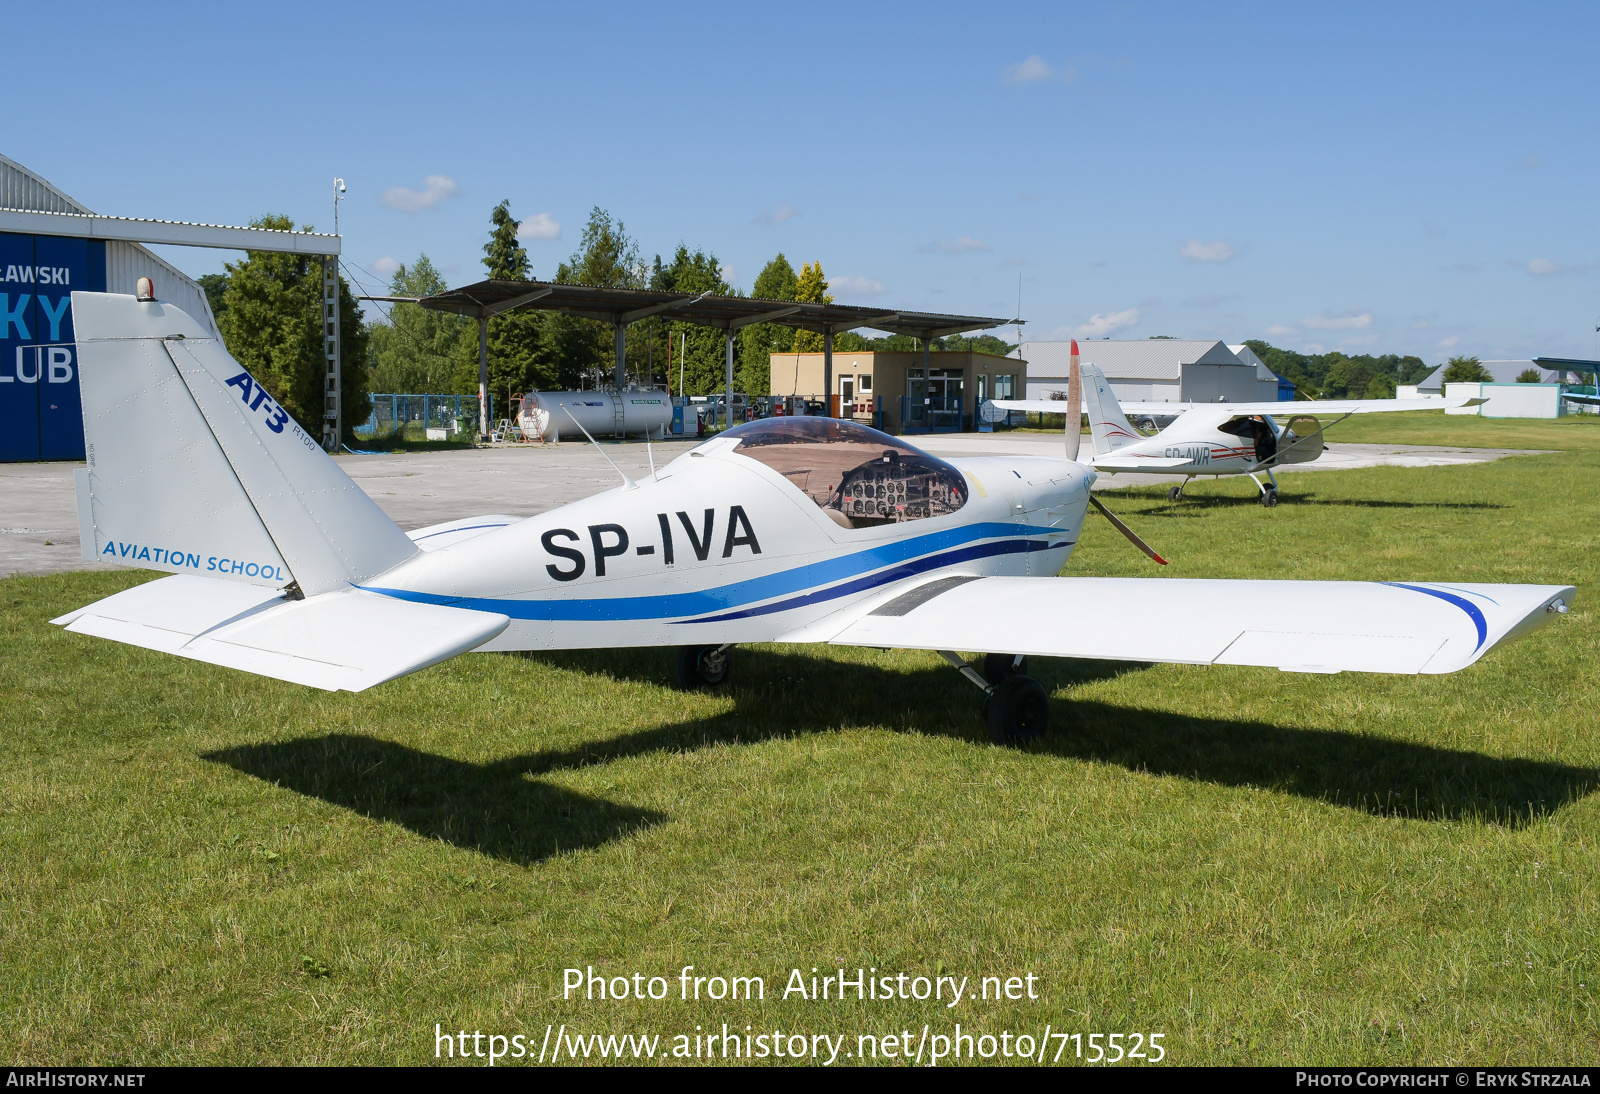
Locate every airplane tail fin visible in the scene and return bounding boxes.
[1082,364,1140,454]
[71,291,418,597]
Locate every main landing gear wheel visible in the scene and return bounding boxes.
[981,652,1030,687]
[673,645,730,690]
[987,675,1049,745]
[1167,485,1184,502]
[1259,485,1279,508]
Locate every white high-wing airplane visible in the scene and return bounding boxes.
[54,292,1573,744]
[993,355,1483,505]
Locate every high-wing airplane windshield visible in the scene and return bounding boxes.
[718,418,968,528]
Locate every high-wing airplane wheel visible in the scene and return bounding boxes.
[1260,486,1279,508]
[981,652,1030,687]
[987,675,1049,746]
[1167,485,1183,502]
[673,645,731,690]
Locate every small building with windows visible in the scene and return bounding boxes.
[767,350,1025,432]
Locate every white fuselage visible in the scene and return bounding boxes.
[1090,407,1320,477]
[361,436,1094,650]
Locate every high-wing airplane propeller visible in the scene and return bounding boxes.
[55,293,1573,745]
[991,350,1486,506]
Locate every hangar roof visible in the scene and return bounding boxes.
[411,279,1016,340]
[1021,338,1244,381]
[0,153,340,255]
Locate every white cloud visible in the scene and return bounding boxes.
[1005,55,1053,83]
[1526,257,1562,275]
[720,263,737,286]
[1003,256,1026,267]
[922,236,992,253]
[1438,335,1461,349]
[1264,325,1298,337]
[1180,239,1235,263]
[831,275,888,298]
[378,175,461,214]
[517,212,561,241]
[1073,309,1140,339]
[370,255,400,278]
[1300,311,1372,331]
[754,204,800,225]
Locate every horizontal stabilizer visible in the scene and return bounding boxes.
[827,576,1573,675]
[53,575,509,692]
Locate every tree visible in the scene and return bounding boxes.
[652,244,733,395]
[1243,340,1430,398]
[198,272,229,325]
[739,253,799,396]
[217,215,370,442]
[1442,355,1492,383]
[548,207,645,388]
[1517,368,1543,383]
[458,200,552,401]
[790,262,832,352]
[366,255,474,394]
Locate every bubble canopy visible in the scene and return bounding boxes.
[711,418,968,529]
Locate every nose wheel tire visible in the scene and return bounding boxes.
[673,645,730,689]
[987,675,1049,745]
[1167,485,1184,502]
[981,652,1030,687]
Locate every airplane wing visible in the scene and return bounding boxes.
[825,575,1572,675]
[1117,397,1482,416]
[989,397,1482,416]
[52,574,510,692]
[1562,391,1600,406]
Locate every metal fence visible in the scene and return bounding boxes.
[357,394,495,439]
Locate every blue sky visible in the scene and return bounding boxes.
[8,1,1599,363]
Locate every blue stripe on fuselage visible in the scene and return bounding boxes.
[675,537,1074,624]
[359,520,1062,622]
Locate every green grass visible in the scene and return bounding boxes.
[3,414,1598,1066]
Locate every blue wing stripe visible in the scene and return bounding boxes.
[1382,582,1488,651]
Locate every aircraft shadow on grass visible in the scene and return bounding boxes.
[204,735,664,866]
[514,647,1597,828]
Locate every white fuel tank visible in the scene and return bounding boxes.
[517,390,674,441]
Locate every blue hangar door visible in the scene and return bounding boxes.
[0,232,107,461]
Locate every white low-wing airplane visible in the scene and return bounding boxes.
[993,353,1483,505]
[53,292,1573,744]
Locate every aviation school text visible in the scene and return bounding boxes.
[98,541,285,582]
[564,966,1040,1008]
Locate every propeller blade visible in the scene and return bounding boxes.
[1089,495,1168,565]
[1064,340,1082,462]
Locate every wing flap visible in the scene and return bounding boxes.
[826,576,1574,675]
[55,574,509,691]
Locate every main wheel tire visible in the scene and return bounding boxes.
[1260,487,1279,508]
[987,675,1049,745]
[981,652,1030,687]
[1167,485,1183,502]
[1139,417,1158,432]
[672,645,730,690]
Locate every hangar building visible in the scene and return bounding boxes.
[1021,338,1284,404]
[1,155,339,462]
